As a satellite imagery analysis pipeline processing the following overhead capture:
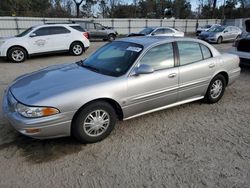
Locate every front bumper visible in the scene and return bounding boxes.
[198,36,218,43]
[2,89,73,139]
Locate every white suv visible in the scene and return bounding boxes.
[0,23,90,63]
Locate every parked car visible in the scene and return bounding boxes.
[0,23,90,63]
[196,24,221,36]
[128,27,184,37]
[72,20,118,41]
[3,36,240,143]
[198,25,242,44]
[230,19,250,65]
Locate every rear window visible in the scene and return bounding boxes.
[70,26,86,32]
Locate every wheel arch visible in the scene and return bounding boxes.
[71,98,124,132]
[212,71,229,86]
[7,45,29,57]
[69,41,85,51]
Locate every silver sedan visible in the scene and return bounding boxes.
[2,37,241,143]
[198,26,242,44]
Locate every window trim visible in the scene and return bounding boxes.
[128,42,177,77]
[176,41,213,67]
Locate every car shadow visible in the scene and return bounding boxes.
[0,129,84,164]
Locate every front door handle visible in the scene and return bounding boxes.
[168,73,177,78]
[209,63,215,68]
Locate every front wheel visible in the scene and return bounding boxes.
[217,36,223,44]
[72,101,117,143]
[8,47,27,63]
[70,42,84,56]
[205,74,226,104]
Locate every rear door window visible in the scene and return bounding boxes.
[70,26,86,32]
[177,41,203,65]
[200,44,212,59]
[48,26,70,35]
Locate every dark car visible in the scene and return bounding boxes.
[230,19,250,65]
[72,21,118,41]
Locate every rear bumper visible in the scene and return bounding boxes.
[228,67,241,85]
[2,89,74,139]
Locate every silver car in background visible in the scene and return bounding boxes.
[198,26,242,44]
[2,37,240,143]
[128,27,184,37]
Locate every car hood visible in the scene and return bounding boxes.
[200,31,216,37]
[0,36,16,41]
[10,63,114,105]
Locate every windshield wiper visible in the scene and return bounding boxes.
[77,60,100,73]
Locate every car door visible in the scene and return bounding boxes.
[125,43,179,117]
[94,23,107,38]
[28,27,52,54]
[177,41,216,101]
[222,27,231,41]
[86,22,96,38]
[46,26,71,51]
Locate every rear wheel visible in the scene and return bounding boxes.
[70,42,84,56]
[217,36,223,44]
[107,34,116,42]
[205,74,226,104]
[8,47,27,63]
[72,101,117,143]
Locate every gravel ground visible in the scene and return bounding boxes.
[0,39,250,188]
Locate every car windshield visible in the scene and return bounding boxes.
[208,26,225,32]
[77,41,143,77]
[16,27,34,37]
[139,28,154,35]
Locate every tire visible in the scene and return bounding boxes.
[8,47,27,63]
[217,36,223,44]
[205,74,226,104]
[72,101,117,143]
[70,42,84,56]
[107,34,116,42]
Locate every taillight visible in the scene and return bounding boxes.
[83,32,89,39]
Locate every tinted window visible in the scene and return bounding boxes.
[154,29,164,35]
[200,44,212,59]
[49,26,70,35]
[164,28,174,33]
[16,27,34,37]
[95,23,103,30]
[34,27,50,36]
[34,26,70,36]
[81,41,143,77]
[139,43,174,70]
[70,26,85,32]
[87,23,95,29]
[178,41,203,65]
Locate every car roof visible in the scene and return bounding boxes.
[117,36,202,48]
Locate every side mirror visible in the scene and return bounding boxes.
[224,30,228,33]
[151,32,155,36]
[29,33,36,37]
[134,64,154,75]
[102,27,105,30]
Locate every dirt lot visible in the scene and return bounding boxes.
[0,40,250,188]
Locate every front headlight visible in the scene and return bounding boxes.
[16,103,59,118]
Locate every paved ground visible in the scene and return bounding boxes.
[0,40,250,188]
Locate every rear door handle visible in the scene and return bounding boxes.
[168,73,177,78]
[209,63,215,68]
